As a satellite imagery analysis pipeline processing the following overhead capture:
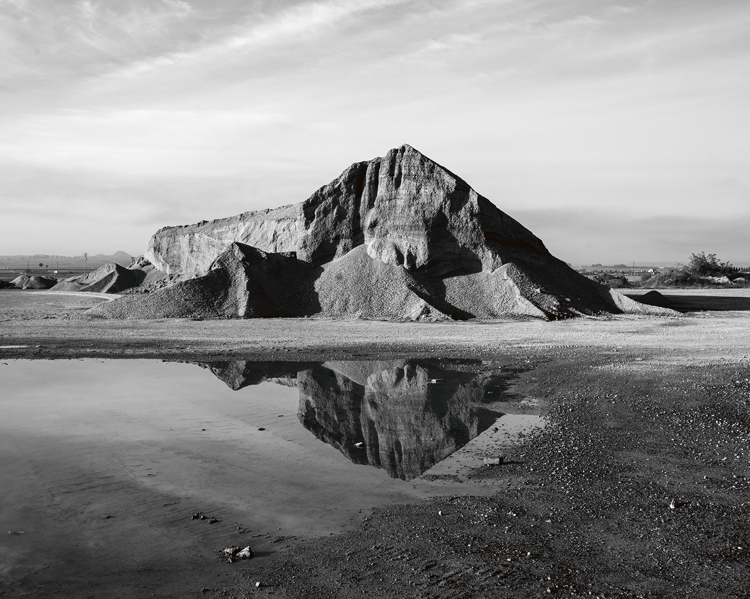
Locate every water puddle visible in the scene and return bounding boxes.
[200,358,544,481]
[0,358,544,598]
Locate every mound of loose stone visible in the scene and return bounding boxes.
[52,262,146,293]
[91,145,677,321]
[11,274,58,289]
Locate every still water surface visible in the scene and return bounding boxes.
[0,358,543,598]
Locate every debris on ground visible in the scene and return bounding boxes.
[220,546,254,563]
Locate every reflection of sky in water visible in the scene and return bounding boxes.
[0,358,543,598]
[200,359,530,480]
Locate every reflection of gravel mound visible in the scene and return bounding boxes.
[52,262,146,293]
[297,361,506,480]
[11,274,58,289]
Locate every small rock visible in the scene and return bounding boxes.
[483,457,503,465]
[354,442,364,449]
[255,581,262,588]
[221,546,254,563]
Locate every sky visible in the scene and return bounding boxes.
[0,0,748,265]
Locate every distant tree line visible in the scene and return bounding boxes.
[636,252,747,288]
[686,252,738,277]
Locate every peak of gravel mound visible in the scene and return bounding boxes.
[92,145,678,321]
[11,274,57,289]
[52,262,146,294]
[146,144,547,278]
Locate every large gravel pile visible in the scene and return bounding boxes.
[87,146,678,321]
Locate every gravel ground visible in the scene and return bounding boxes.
[1,289,749,598]
[224,349,749,599]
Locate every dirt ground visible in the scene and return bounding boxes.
[1,289,749,598]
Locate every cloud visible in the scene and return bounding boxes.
[0,0,200,89]
[109,0,409,78]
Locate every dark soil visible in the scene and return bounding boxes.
[211,350,749,599]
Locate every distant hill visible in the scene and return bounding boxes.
[0,251,133,266]
[90,251,133,264]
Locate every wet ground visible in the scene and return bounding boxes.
[0,358,542,598]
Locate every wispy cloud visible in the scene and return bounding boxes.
[0,0,200,88]
[107,0,408,78]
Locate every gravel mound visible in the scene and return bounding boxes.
[52,262,146,293]
[11,274,58,289]
[86,146,679,321]
[90,243,316,319]
[315,246,452,320]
